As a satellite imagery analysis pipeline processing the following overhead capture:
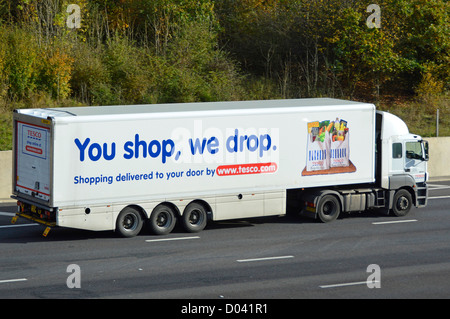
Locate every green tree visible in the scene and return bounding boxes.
[3,27,38,99]
[394,0,450,92]
[328,5,405,99]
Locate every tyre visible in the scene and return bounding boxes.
[148,204,177,235]
[317,195,341,223]
[116,207,143,238]
[392,189,412,217]
[181,202,207,233]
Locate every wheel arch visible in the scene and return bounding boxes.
[154,201,182,218]
[121,204,147,220]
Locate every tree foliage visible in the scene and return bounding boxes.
[215,0,449,99]
[0,0,243,105]
[0,0,448,106]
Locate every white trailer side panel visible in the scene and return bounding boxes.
[47,102,375,208]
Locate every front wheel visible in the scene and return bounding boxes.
[116,207,143,238]
[392,189,413,217]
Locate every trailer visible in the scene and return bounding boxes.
[11,98,429,237]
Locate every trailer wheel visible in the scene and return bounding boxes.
[317,195,341,223]
[181,202,207,233]
[392,189,412,217]
[148,204,177,235]
[116,207,143,238]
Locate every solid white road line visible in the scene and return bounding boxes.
[237,255,294,263]
[0,212,16,217]
[0,278,28,284]
[320,280,379,289]
[372,219,417,225]
[428,195,450,200]
[427,184,450,189]
[0,224,38,229]
[145,236,200,243]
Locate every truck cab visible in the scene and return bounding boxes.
[391,135,428,182]
[378,111,428,210]
[294,109,429,223]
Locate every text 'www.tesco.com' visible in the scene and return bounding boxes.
[216,162,278,176]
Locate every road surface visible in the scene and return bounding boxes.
[0,181,449,302]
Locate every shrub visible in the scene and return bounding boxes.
[3,27,38,99]
[70,42,110,104]
[37,46,74,100]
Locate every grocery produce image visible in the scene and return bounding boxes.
[303,118,356,176]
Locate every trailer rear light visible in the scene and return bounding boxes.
[306,201,316,208]
[17,201,25,213]
[305,201,316,213]
[36,210,52,220]
[42,210,53,220]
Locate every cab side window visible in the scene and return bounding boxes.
[392,143,402,158]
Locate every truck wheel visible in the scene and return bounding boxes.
[148,204,177,235]
[181,202,207,233]
[392,189,412,217]
[116,207,143,238]
[317,195,341,223]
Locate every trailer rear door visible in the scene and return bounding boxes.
[15,120,51,202]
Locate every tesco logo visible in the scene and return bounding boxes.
[27,130,42,139]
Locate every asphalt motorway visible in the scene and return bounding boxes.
[0,182,449,300]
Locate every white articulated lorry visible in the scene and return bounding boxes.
[11,98,429,237]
